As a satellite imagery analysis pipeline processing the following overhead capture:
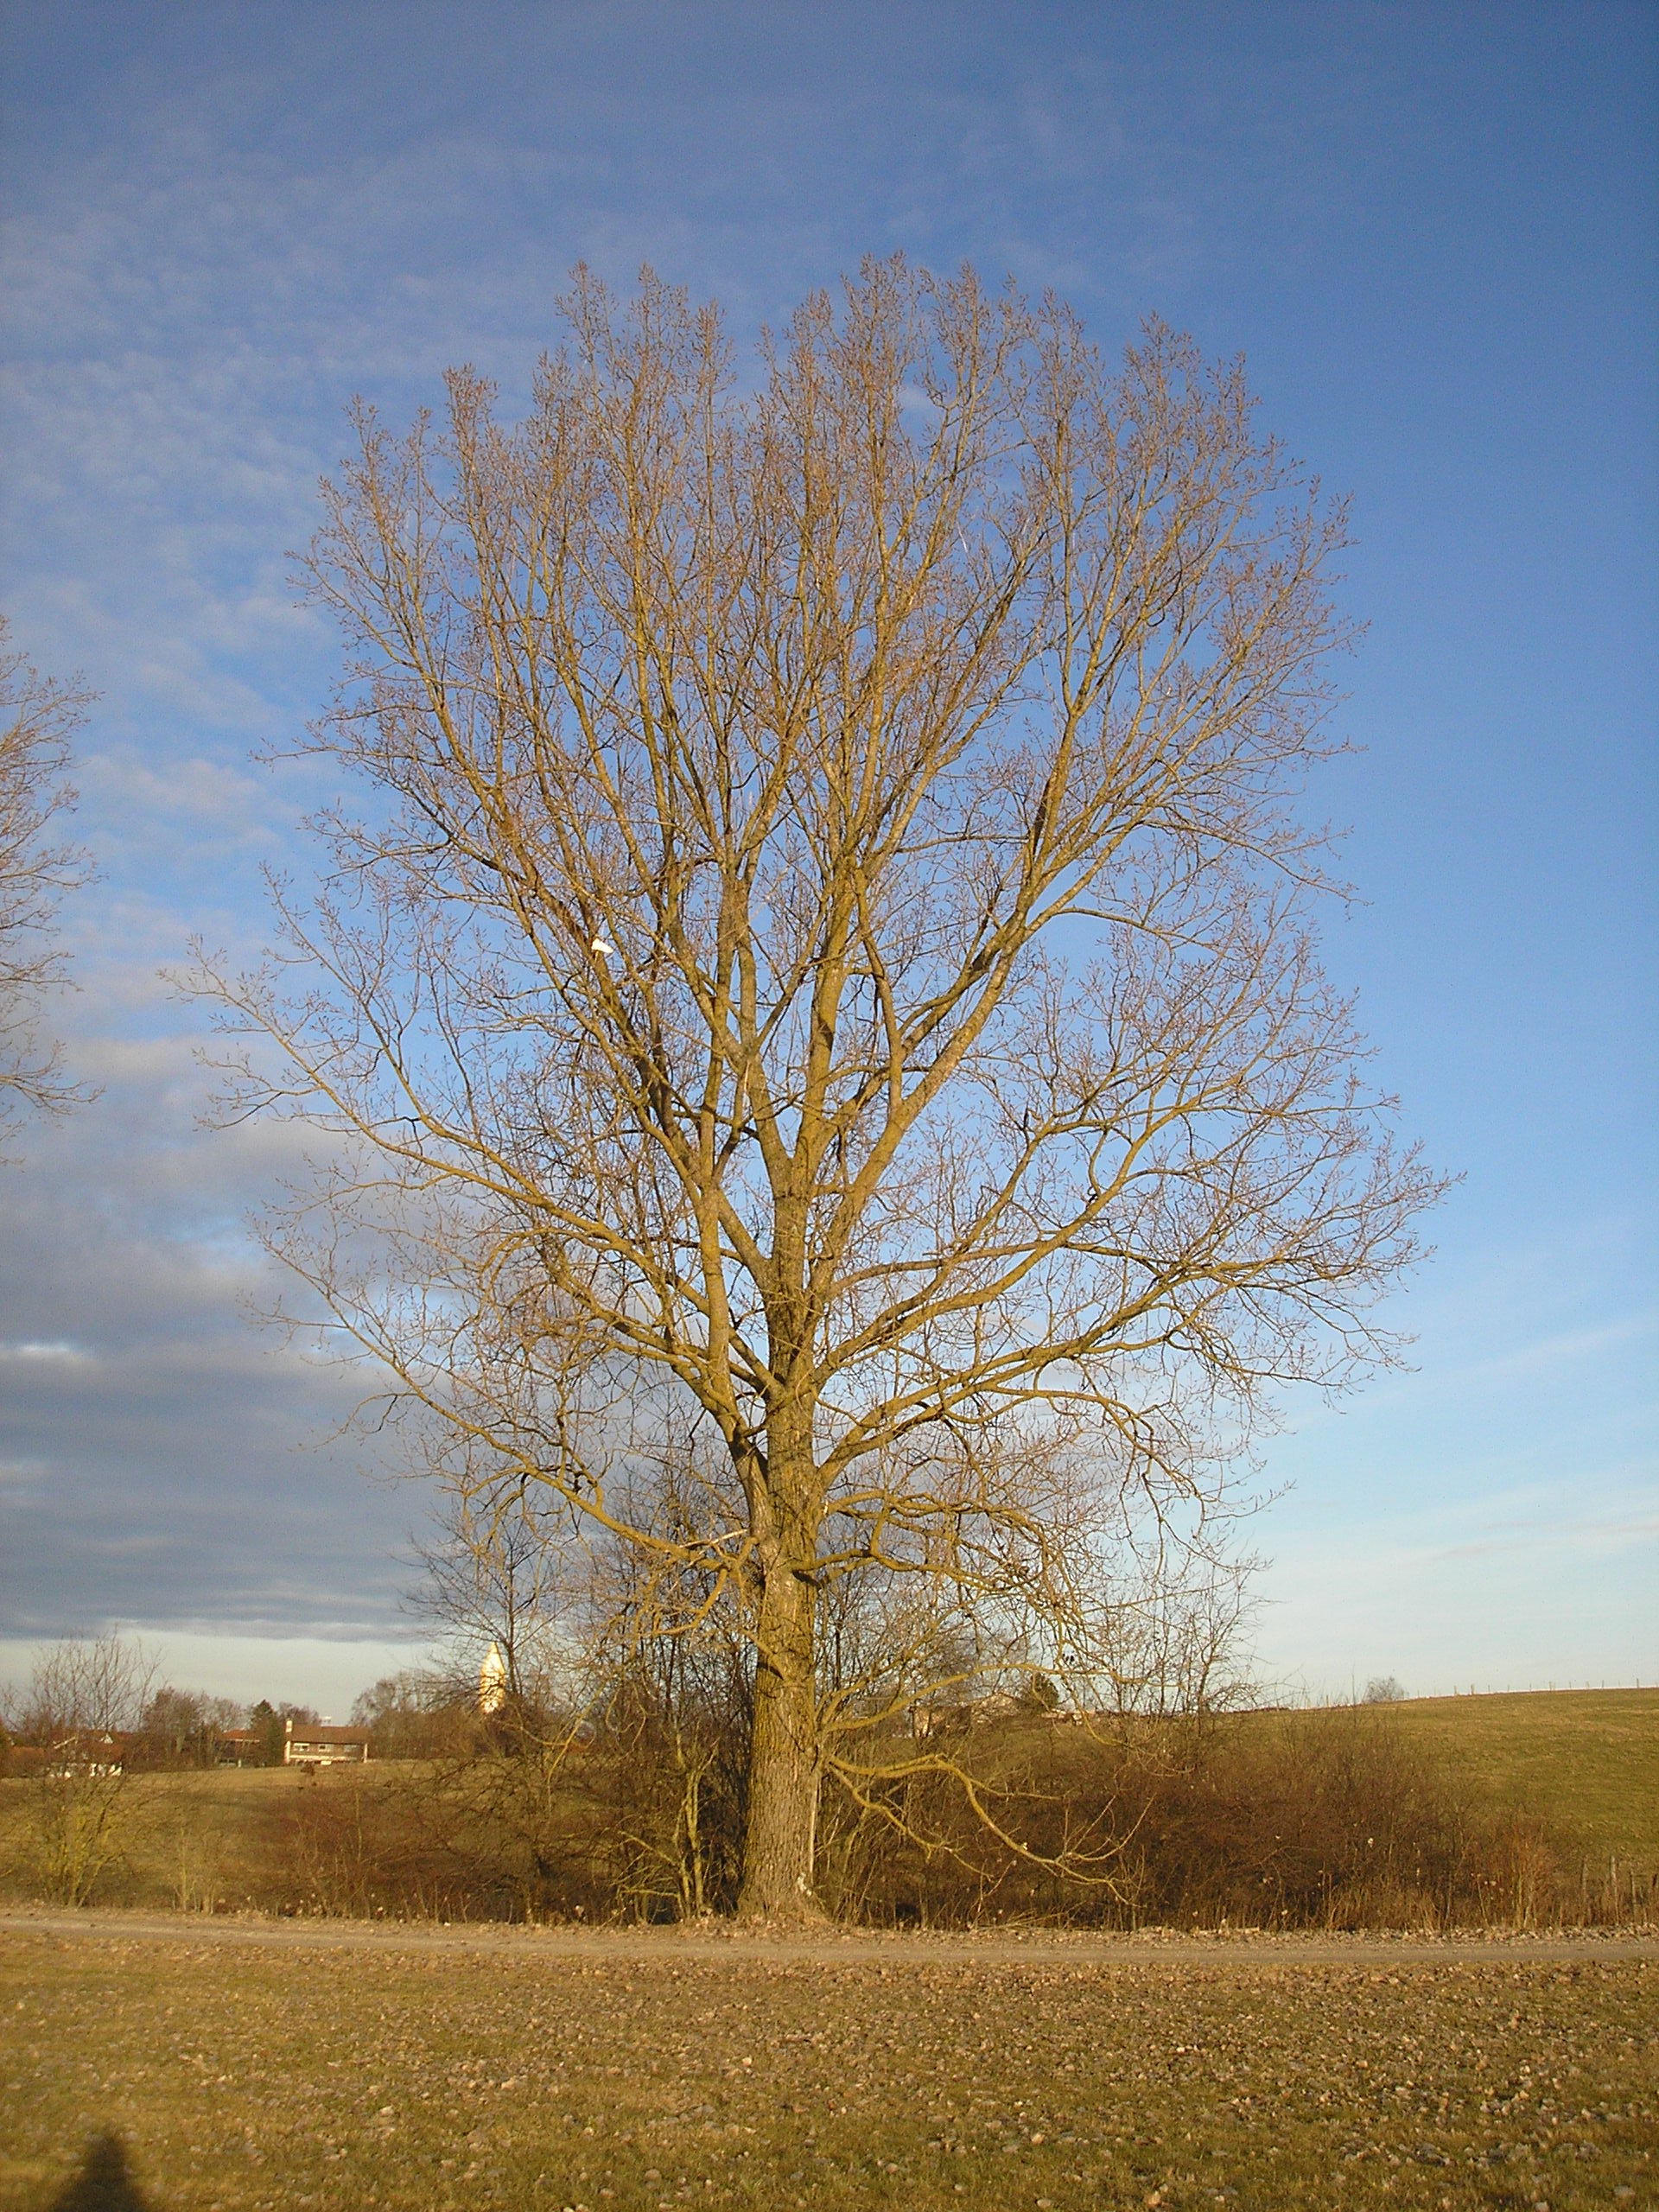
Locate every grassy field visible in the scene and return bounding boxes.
[0,1764,345,1915]
[1379,1692,1659,1866]
[2,1923,1656,2212]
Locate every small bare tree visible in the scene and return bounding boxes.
[200,259,1442,1917]
[1095,1539,1259,1719]
[582,1483,755,1918]
[409,1478,575,1707]
[5,1632,157,1906]
[0,616,94,1153]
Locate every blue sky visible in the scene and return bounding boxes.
[1,1,1654,1715]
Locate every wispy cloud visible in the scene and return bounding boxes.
[0,1022,419,1639]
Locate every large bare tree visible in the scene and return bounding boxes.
[0,616,93,1154]
[200,261,1440,1918]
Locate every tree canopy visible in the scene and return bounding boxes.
[200,258,1440,1916]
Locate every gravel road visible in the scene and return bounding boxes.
[6,1904,1656,1967]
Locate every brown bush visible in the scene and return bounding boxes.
[10,1693,1649,1929]
[806,1701,1650,1932]
[238,1702,1653,1930]
[254,1681,748,1924]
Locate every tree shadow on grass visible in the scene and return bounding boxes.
[47,2133,156,2211]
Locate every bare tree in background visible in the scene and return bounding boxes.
[409,1478,575,1707]
[0,616,94,1153]
[1363,1675,1408,1705]
[4,1632,157,1905]
[137,1685,245,1768]
[200,259,1442,1918]
[1095,1541,1260,1720]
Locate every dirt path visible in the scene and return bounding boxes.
[5,1905,1656,1967]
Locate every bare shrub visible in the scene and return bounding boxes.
[805,1700,1618,1933]
[160,1789,233,1914]
[278,1770,396,1919]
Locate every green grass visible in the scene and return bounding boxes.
[1381,1691,1659,1865]
[2,1927,1656,2211]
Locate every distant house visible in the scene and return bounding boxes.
[44,1729,130,1777]
[216,1727,265,1767]
[909,1690,1025,1738]
[283,1718,372,1766]
[908,1690,1088,1739]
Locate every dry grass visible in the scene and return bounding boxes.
[0,1766,391,1916]
[1,1925,1655,2211]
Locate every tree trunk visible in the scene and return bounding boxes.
[737,1547,820,1921]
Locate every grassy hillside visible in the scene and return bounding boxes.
[0,1763,383,1914]
[1379,1688,1659,1863]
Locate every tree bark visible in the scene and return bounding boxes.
[736,1539,820,1921]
